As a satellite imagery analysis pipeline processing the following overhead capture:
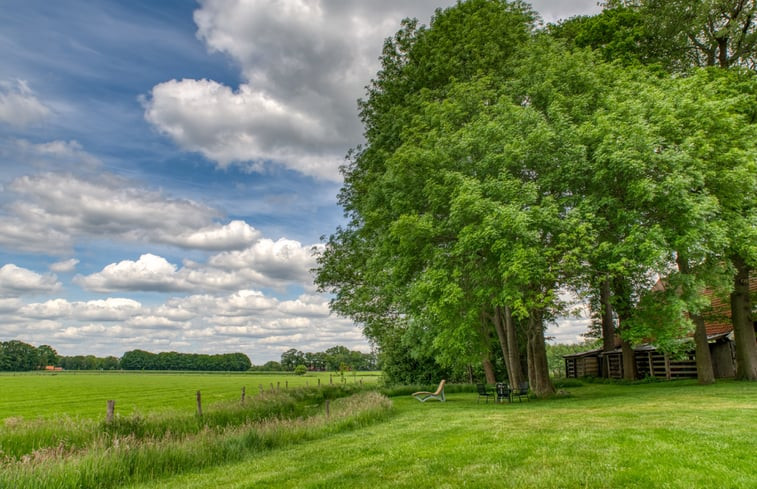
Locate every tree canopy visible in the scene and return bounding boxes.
[316,0,757,387]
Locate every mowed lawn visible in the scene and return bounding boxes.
[0,371,380,420]
[126,380,757,489]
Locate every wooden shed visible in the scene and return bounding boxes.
[564,348,602,378]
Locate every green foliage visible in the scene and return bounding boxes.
[0,341,39,371]
[120,349,251,371]
[279,346,377,372]
[293,365,307,376]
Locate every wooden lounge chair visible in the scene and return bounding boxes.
[412,379,446,402]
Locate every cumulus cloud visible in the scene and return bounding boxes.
[0,264,61,297]
[144,1,599,181]
[167,220,261,251]
[74,254,190,293]
[76,236,319,293]
[0,80,50,127]
[209,238,319,283]
[143,0,447,180]
[50,258,79,273]
[0,172,259,254]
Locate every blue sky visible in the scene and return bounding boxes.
[0,0,599,363]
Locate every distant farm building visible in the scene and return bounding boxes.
[565,276,756,380]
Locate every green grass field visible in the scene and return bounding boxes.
[1,375,756,488]
[0,371,380,420]
[127,380,757,489]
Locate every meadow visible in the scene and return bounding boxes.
[1,374,756,488]
[0,371,380,420]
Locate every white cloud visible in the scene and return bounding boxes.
[0,172,259,254]
[50,258,79,273]
[167,220,260,251]
[0,80,50,127]
[0,264,61,297]
[74,254,190,293]
[144,0,447,181]
[209,238,319,283]
[144,1,599,181]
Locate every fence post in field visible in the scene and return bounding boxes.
[325,399,330,418]
[270,383,274,393]
[360,379,363,387]
[241,386,246,404]
[318,378,320,387]
[106,400,115,423]
[196,390,203,417]
[285,380,288,390]
[277,381,280,392]
[330,374,333,385]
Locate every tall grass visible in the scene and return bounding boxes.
[1,384,370,460]
[0,390,392,489]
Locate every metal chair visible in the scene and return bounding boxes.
[476,383,493,403]
[511,381,529,402]
[495,382,512,403]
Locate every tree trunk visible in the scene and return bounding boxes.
[620,337,637,381]
[482,357,497,385]
[526,311,555,397]
[731,256,757,380]
[493,305,524,387]
[676,253,715,384]
[504,306,524,387]
[692,314,715,384]
[492,307,512,382]
[600,278,615,352]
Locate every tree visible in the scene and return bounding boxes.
[0,340,39,371]
[604,0,757,70]
[36,345,59,368]
[280,349,305,371]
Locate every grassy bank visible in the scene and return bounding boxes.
[0,389,392,489]
[126,380,757,489]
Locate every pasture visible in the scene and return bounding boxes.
[0,371,380,420]
[1,375,756,488]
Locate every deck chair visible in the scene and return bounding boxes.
[412,379,446,402]
[495,382,511,403]
[511,381,529,402]
[476,383,494,403]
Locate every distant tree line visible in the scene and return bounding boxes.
[0,341,251,372]
[117,350,251,371]
[255,345,377,372]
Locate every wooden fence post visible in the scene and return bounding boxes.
[277,382,280,392]
[325,399,330,418]
[241,386,246,404]
[196,390,202,417]
[106,400,115,423]
[318,378,321,387]
[330,374,333,385]
[285,380,288,390]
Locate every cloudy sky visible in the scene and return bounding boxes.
[0,0,600,363]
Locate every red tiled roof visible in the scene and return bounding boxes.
[702,275,757,336]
